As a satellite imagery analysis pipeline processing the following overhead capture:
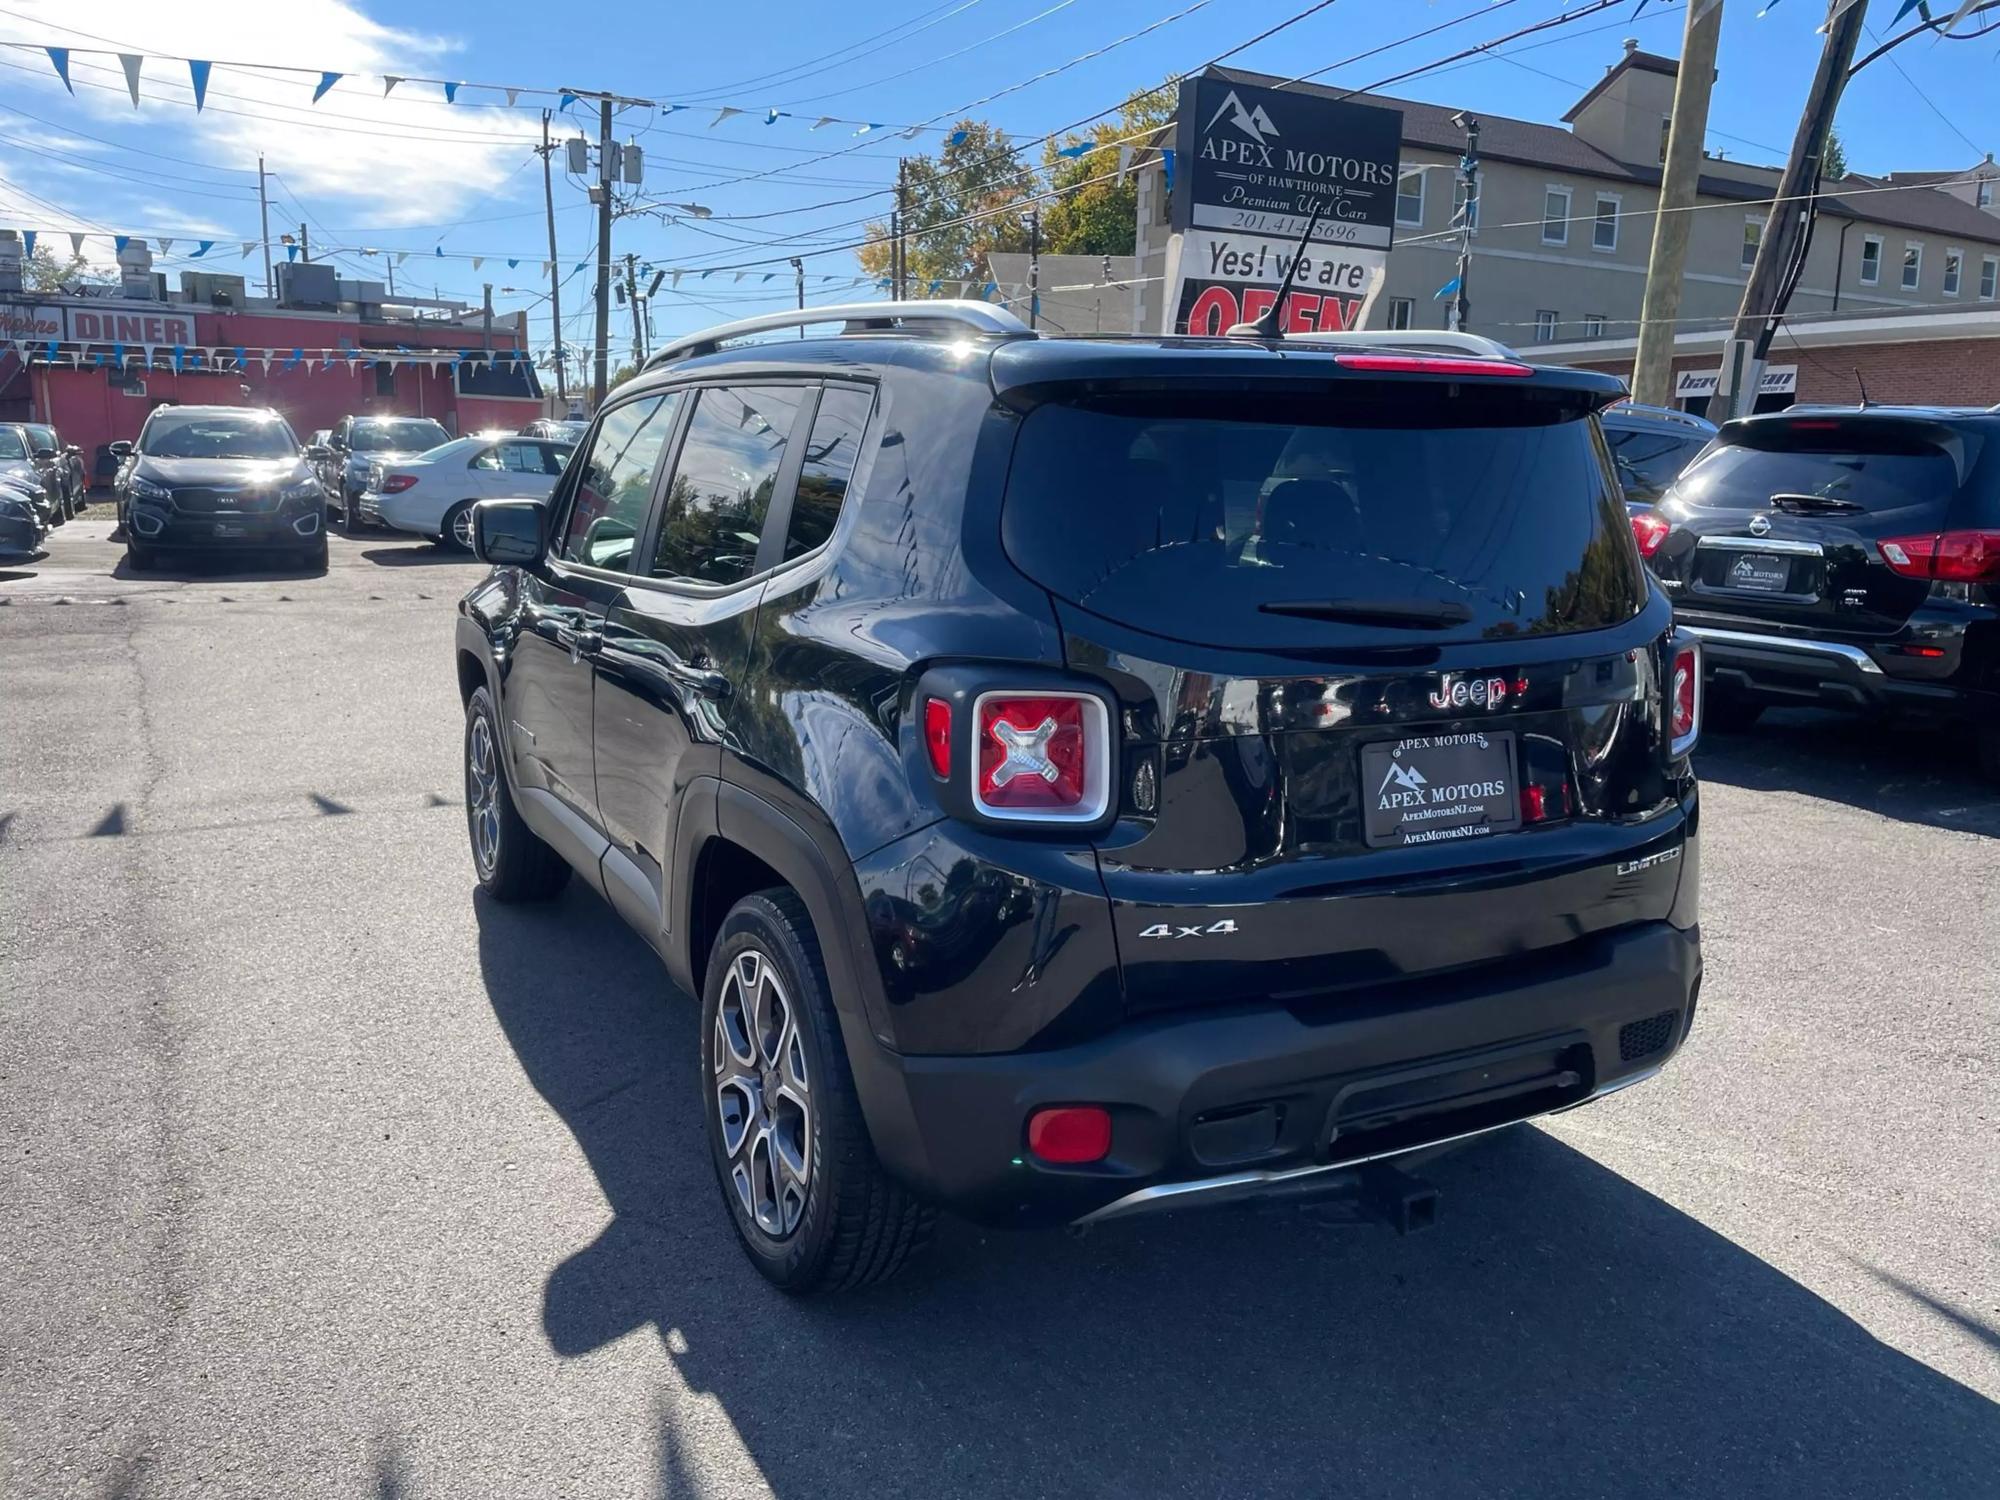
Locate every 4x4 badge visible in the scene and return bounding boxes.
[1138,920,1240,940]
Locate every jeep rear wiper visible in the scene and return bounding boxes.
[1258,598,1474,629]
[1768,492,1864,514]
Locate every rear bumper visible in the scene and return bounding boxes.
[859,920,1701,1227]
[1689,624,1996,721]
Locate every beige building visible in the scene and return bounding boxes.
[1133,51,2000,360]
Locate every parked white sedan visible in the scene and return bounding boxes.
[365,434,576,549]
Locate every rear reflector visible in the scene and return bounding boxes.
[1027,1106,1112,1164]
[922,698,951,778]
[973,691,1110,821]
[1880,530,2000,583]
[1630,510,1670,559]
[1669,637,1701,757]
[1333,353,1534,378]
[1899,644,1947,658]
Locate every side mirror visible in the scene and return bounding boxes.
[62,444,81,457]
[303,443,332,461]
[472,499,545,566]
[108,440,133,459]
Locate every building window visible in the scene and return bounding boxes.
[1453,177,1479,233]
[1944,248,1963,296]
[1902,242,1922,290]
[1583,314,1607,338]
[1386,296,1414,330]
[1658,117,1672,165]
[1592,195,1619,252]
[1542,187,1571,245]
[1981,255,1998,301]
[1979,179,1994,209]
[1741,217,1762,269]
[1860,234,1882,285]
[1534,310,1559,343]
[1396,166,1425,227]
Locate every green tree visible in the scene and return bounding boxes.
[1039,84,1175,257]
[857,120,1034,286]
[1822,128,1848,180]
[23,244,99,291]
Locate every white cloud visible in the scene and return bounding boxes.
[0,0,533,235]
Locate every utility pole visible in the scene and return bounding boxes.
[895,159,908,300]
[1715,0,1868,421]
[1028,208,1041,328]
[623,253,645,366]
[482,283,493,353]
[588,95,612,412]
[790,256,805,334]
[298,221,310,263]
[1634,1,1726,408]
[538,110,568,411]
[256,155,273,298]
[1452,116,1480,333]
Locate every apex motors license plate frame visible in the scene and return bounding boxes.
[1360,731,1520,850]
[1723,552,1791,593]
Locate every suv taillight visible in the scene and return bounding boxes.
[972,691,1110,822]
[1630,510,1670,559]
[1669,635,1701,758]
[1880,530,2000,583]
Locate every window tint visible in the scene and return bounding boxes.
[786,386,873,561]
[1604,427,1710,502]
[651,385,806,586]
[139,412,295,459]
[488,441,548,474]
[1672,431,1958,520]
[558,394,681,572]
[0,428,26,460]
[25,426,57,454]
[1001,393,1644,651]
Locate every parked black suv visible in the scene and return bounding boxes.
[1649,405,2000,774]
[454,305,1703,1292]
[114,405,328,571]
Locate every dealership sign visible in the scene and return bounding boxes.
[1675,364,1797,398]
[1164,75,1402,335]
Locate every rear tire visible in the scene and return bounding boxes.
[1704,692,1764,733]
[464,686,570,901]
[701,889,936,1294]
[299,536,328,574]
[441,501,476,552]
[344,487,367,534]
[125,541,153,571]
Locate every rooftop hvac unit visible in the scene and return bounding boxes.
[276,260,339,309]
[181,271,248,307]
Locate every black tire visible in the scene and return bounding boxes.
[701,889,936,1294]
[344,487,367,534]
[1703,690,1764,733]
[440,501,476,553]
[299,537,329,574]
[463,686,570,901]
[125,541,153,571]
[1976,725,2000,785]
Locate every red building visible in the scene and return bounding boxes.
[0,282,542,483]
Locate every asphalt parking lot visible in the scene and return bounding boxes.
[2,514,1995,1499]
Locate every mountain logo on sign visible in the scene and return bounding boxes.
[1378,759,1427,798]
[1205,90,1279,147]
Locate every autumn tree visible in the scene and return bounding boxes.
[23,244,101,291]
[856,120,1033,287]
[1039,85,1175,257]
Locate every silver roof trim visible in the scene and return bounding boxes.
[645,300,1034,369]
[1282,329,1522,360]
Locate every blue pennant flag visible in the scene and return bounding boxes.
[949,130,968,146]
[573,261,587,274]
[46,48,73,95]
[189,60,212,112]
[444,81,461,104]
[45,339,58,363]
[1057,143,1092,159]
[114,236,131,254]
[286,244,299,262]
[22,231,34,257]
[1434,275,1462,301]
[435,245,445,258]
[876,277,892,290]
[192,240,214,258]
[172,345,184,373]
[765,109,780,125]
[507,258,519,269]
[284,347,304,370]
[314,71,341,103]
[234,346,247,370]
[559,92,577,111]
[1161,148,1176,192]
[981,281,997,300]
[927,278,941,296]
[113,342,126,367]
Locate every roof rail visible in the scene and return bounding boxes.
[645,300,1033,369]
[1284,329,1523,360]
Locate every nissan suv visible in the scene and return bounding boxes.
[1649,405,2000,775]
[452,305,1704,1292]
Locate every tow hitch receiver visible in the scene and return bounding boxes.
[1356,1160,1440,1235]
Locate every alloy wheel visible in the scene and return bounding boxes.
[713,949,813,1239]
[467,711,501,876]
[450,506,475,551]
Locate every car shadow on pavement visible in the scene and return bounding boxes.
[474,886,1998,1500]
[1696,708,2000,838]
[108,555,327,583]
[358,544,476,568]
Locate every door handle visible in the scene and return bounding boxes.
[553,622,603,661]
[664,660,732,698]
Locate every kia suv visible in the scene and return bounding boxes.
[114,406,327,571]
[453,305,1703,1292]
[1649,405,2000,775]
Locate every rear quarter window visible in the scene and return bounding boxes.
[1000,391,1644,650]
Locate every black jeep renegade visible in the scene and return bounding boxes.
[453,304,1703,1292]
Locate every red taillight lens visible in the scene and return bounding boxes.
[1630,510,1670,559]
[922,698,951,778]
[382,474,418,493]
[1669,639,1701,755]
[1881,530,2000,582]
[1333,353,1533,378]
[974,692,1107,820]
[1027,1106,1111,1164]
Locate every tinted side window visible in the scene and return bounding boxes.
[1605,427,1710,500]
[557,394,681,572]
[651,385,806,587]
[786,386,873,561]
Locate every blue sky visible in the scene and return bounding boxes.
[0,0,1991,369]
